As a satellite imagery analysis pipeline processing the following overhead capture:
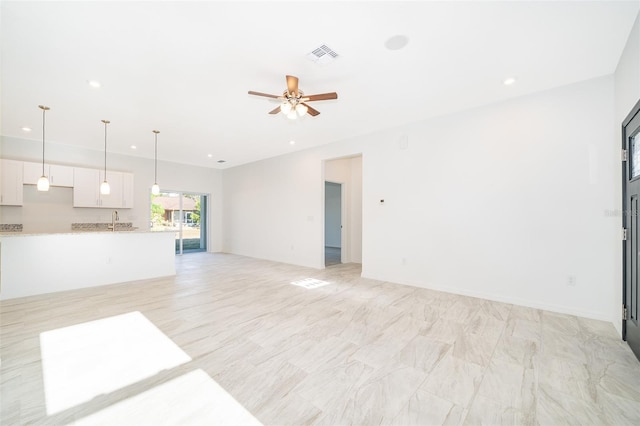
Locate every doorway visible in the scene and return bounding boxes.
[623,98,640,361]
[150,191,207,254]
[323,155,363,268]
[325,182,342,266]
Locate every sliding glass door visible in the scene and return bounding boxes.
[150,191,207,254]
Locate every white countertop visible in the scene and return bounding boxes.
[0,230,176,237]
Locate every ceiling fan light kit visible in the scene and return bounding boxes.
[249,75,337,119]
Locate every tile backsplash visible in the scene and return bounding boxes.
[71,222,134,231]
[0,224,23,232]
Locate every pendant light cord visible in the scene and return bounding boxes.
[153,130,159,184]
[154,132,158,182]
[38,105,50,175]
[102,120,109,176]
[42,107,46,175]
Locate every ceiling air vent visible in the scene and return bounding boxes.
[307,45,338,65]
[217,160,226,163]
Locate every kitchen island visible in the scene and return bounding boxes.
[0,231,176,300]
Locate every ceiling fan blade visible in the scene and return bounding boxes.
[268,106,281,115]
[303,103,320,116]
[248,90,280,99]
[286,75,299,96]
[304,92,338,102]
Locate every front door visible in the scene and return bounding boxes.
[623,98,640,360]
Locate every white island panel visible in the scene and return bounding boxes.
[0,232,175,300]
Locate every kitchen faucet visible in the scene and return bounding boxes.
[109,210,119,231]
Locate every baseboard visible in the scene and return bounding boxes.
[361,271,614,324]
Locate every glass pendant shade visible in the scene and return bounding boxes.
[296,103,308,116]
[151,183,160,195]
[281,102,292,115]
[287,109,298,120]
[100,180,110,195]
[37,175,50,191]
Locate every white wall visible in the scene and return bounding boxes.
[324,182,341,248]
[349,156,363,263]
[614,13,640,334]
[0,136,223,251]
[223,75,617,322]
[363,77,616,322]
[222,150,331,268]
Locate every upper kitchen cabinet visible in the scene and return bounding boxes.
[23,162,74,187]
[73,167,133,208]
[0,159,24,206]
[99,170,123,209]
[73,167,100,207]
[122,173,134,208]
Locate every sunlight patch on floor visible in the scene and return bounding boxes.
[40,311,191,415]
[74,369,262,425]
[291,278,331,289]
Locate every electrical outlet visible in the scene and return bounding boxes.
[567,275,576,286]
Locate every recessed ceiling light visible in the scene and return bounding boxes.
[385,35,409,51]
[289,140,295,145]
[22,127,32,132]
[130,145,137,150]
[87,80,101,88]
[207,154,213,158]
[503,77,517,86]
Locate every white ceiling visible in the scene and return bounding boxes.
[2,1,639,169]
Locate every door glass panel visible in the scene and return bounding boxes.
[632,134,640,179]
[182,193,205,253]
[150,192,181,246]
[150,191,206,254]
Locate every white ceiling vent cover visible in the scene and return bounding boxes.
[306,45,338,65]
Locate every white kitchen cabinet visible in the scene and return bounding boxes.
[50,164,75,187]
[73,167,131,208]
[99,170,123,208]
[0,159,24,206]
[73,167,100,207]
[122,172,134,208]
[23,162,45,185]
[23,162,74,187]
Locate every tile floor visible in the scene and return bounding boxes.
[2,253,640,425]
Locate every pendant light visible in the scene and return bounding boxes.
[151,130,160,195]
[100,119,111,195]
[37,105,50,191]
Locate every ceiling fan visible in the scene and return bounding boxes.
[248,75,338,119]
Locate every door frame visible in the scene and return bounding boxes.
[321,154,363,269]
[324,180,348,264]
[622,97,640,340]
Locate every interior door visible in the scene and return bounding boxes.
[623,99,640,361]
[324,181,342,267]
